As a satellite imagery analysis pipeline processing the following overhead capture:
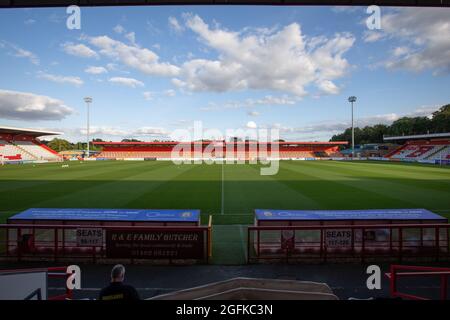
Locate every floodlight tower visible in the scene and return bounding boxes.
[84,97,93,158]
[348,96,357,158]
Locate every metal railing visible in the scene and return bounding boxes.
[248,223,450,263]
[0,224,210,264]
[47,266,73,300]
[387,265,450,300]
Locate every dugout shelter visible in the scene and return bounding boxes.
[255,208,448,226]
[8,208,200,226]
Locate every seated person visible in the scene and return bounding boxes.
[99,264,140,300]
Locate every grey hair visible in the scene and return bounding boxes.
[111,264,125,280]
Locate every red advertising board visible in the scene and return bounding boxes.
[106,229,205,259]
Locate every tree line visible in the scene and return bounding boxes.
[40,138,104,153]
[330,104,450,145]
[42,138,169,152]
[41,104,449,152]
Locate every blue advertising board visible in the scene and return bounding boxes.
[255,208,446,221]
[9,208,200,222]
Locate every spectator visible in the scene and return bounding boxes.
[99,264,140,300]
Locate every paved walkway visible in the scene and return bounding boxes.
[2,262,448,300]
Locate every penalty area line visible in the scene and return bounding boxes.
[221,161,225,215]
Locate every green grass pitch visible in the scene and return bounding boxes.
[1,160,449,264]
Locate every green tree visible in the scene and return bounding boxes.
[121,139,142,142]
[431,104,450,133]
[47,138,73,152]
[330,103,449,144]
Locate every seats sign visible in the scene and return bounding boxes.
[76,228,104,247]
[325,229,352,248]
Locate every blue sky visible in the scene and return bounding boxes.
[0,6,449,142]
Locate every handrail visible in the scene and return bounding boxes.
[208,215,213,258]
[0,223,210,264]
[249,223,450,231]
[248,223,450,263]
[47,266,73,300]
[389,265,450,300]
[0,266,72,300]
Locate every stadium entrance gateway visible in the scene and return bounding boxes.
[249,209,450,263]
[2,208,210,263]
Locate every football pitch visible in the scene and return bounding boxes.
[1,160,449,264]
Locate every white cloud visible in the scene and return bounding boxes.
[246,95,297,106]
[143,90,180,100]
[201,95,298,111]
[171,119,190,126]
[62,42,98,58]
[373,8,450,74]
[75,104,437,143]
[79,126,129,136]
[133,127,167,136]
[106,63,118,71]
[84,66,108,74]
[143,91,154,100]
[406,104,442,118]
[146,20,162,35]
[1,41,39,65]
[264,104,443,140]
[73,16,353,97]
[392,46,411,57]
[48,13,64,24]
[0,89,73,121]
[354,105,441,127]
[331,6,361,14]
[317,80,340,95]
[125,32,136,45]
[14,47,39,65]
[24,19,36,25]
[164,89,176,97]
[363,31,384,43]
[78,126,167,138]
[113,24,125,34]
[169,16,184,33]
[247,110,260,117]
[172,14,354,96]
[38,72,84,86]
[89,35,180,77]
[108,76,144,88]
[246,121,257,129]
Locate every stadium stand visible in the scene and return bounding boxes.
[387,139,450,161]
[94,141,347,160]
[0,126,62,163]
[358,144,398,158]
[383,133,450,164]
[425,145,450,161]
[0,140,24,161]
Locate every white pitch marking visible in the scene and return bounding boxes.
[221,161,225,215]
[239,224,247,262]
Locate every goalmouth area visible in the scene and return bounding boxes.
[0,160,449,264]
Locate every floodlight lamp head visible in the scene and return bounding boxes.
[84,97,93,104]
[348,96,357,103]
